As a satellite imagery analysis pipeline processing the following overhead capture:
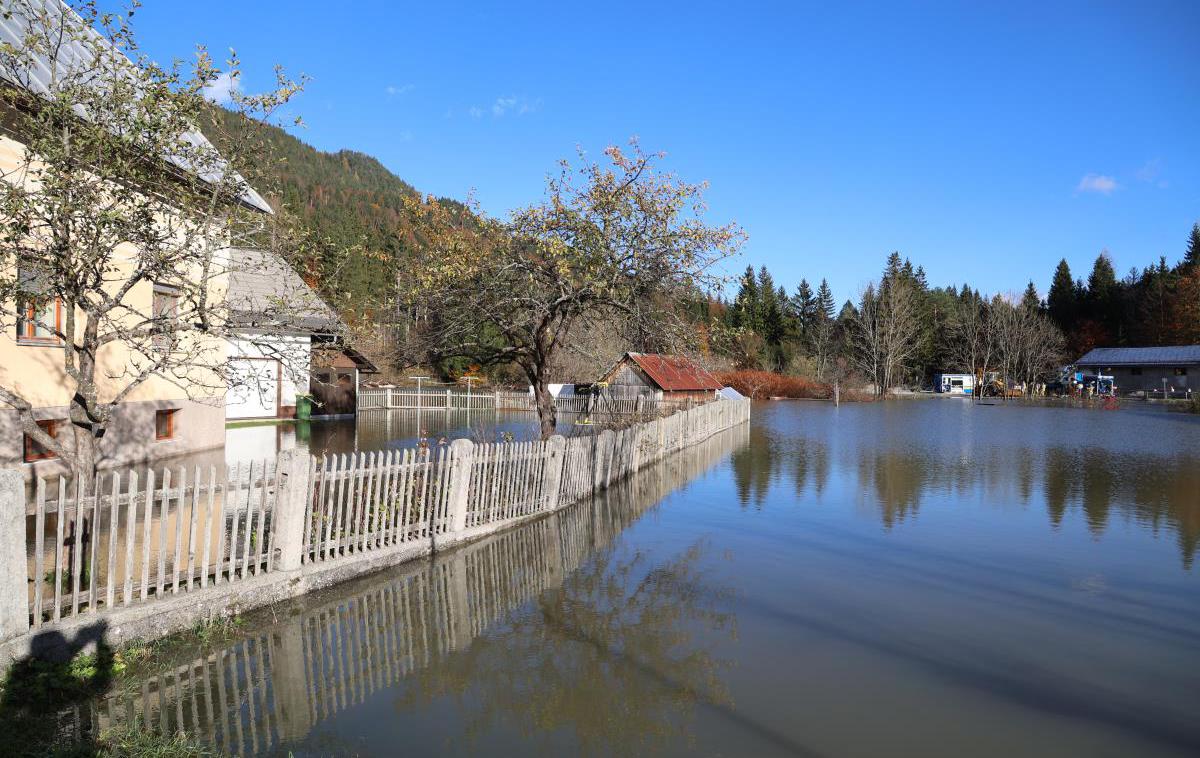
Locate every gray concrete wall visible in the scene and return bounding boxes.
[1077,364,1194,395]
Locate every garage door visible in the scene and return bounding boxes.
[227,358,279,419]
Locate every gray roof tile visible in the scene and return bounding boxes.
[1076,346,1200,366]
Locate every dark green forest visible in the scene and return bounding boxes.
[719,225,1200,386]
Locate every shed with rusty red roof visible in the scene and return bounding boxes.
[600,352,722,403]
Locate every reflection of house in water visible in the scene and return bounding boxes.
[81,424,748,756]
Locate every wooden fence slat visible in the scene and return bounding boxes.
[53,477,66,621]
[253,460,269,574]
[304,456,322,562]
[215,465,230,584]
[172,467,187,594]
[184,466,201,591]
[70,476,84,617]
[360,452,376,552]
[324,455,341,560]
[241,461,257,578]
[156,469,171,598]
[87,472,102,612]
[32,477,46,627]
[226,463,242,582]
[105,472,119,610]
[201,466,216,589]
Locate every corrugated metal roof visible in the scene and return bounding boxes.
[0,0,272,214]
[226,248,340,334]
[1076,346,1200,366]
[609,352,723,392]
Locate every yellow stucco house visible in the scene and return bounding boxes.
[0,0,275,477]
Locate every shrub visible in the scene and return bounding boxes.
[716,370,833,400]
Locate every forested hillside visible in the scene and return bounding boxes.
[210,107,466,316]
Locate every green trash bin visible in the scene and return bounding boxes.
[296,394,313,421]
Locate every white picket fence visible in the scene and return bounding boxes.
[24,460,279,626]
[7,398,750,650]
[357,388,534,411]
[356,387,685,416]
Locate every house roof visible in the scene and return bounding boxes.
[1076,346,1200,366]
[313,346,379,374]
[607,352,723,392]
[226,248,340,334]
[0,0,272,214]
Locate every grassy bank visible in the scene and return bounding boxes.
[0,616,244,757]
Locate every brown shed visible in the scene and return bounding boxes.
[600,352,722,403]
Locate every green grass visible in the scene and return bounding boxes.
[224,418,293,429]
[0,614,246,757]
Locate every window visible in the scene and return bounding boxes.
[16,260,61,344]
[1130,367,1142,376]
[1175,367,1188,377]
[151,283,180,353]
[155,409,178,441]
[23,419,60,462]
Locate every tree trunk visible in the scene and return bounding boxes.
[531,376,557,440]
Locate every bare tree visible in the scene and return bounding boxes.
[0,0,307,475]
[400,141,744,438]
[852,276,921,396]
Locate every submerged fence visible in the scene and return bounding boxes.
[0,398,750,662]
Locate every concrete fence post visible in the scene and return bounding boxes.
[273,451,313,573]
[447,439,475,532]
[385,386,394,409]
[542,435,567,511]
[0,469,29,643]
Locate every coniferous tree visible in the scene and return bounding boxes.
[1021,281,1041,311]
[1085,251,1120,342]
[1186,222,1200,267]
[1047,259,1077,330]
[791,279,816,337]
[729,264,760,331]
[815,279,836,321]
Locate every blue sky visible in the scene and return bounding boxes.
[131,1,1200,305]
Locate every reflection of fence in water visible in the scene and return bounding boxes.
[89,423,747,756]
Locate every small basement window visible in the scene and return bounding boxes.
[23,419,60,462]
[155,409,178,440]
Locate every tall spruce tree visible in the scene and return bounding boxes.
[729,264,760,330]
[791,278,817,336]
[1021,281,1041,311]
[815,279,836,321]
[1186,222,1200,267]
[1047,259,1077,330]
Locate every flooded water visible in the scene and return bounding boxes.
[67,401,1200,755]
[225,409,577,466]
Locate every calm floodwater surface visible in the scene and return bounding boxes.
[95,400,1200,756]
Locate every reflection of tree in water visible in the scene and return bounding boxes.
[731,423,1199,565]
[731,424,776,508]
[393,540,736,755]
[856,449,930,528]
